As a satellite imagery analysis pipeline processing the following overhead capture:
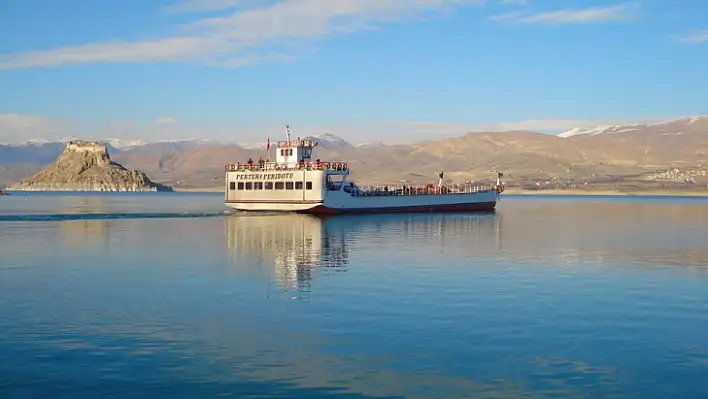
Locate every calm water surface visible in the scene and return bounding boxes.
[1,193,707,398]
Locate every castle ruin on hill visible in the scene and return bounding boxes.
[6,140,173,192]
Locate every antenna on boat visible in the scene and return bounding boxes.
[285,124,292,142]
[492,167,505,197]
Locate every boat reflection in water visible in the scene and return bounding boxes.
[224,212,503,298]
[225,214,349,298]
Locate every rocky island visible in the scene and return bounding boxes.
[6,140,173,192]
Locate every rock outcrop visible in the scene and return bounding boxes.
[7,141,172,192]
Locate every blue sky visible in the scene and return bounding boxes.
[0,0,707,145]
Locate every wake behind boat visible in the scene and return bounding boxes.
[224,126,504,214]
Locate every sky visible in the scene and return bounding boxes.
[0,0,707,145]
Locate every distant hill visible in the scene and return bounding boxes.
[1,116,707,191]
[357,141,386,148]
[6,141,172,192]
[0,142,71,164]
[240,133,354,150]
[302,133,354,149]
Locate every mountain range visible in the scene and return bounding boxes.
[1,116,707,192]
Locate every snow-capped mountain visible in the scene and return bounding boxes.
[104,139,148,149]
[1,136,80,146]
[301,133,353,149]
[559,115,708,138]
[0,137,224,166]
[240,133,353,150]
[558,125,641,138]
[239,141,270,150]
[357,141,386,148]
[106,138,222,149]
[2,136,222,148]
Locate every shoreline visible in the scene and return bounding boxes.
[501,189,708,196]
[171,187,708,197]
[5,186,708,197]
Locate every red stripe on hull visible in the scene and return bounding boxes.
[300,202,497,214]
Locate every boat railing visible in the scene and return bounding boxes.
[276,139,318,148]
[350,184,499,197]
[225,161,348,172]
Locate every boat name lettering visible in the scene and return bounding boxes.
[234,173,295,180]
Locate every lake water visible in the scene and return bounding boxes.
[1,192,707,398]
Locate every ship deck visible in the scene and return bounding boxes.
[226,161,349,172]
[348,184,499,197]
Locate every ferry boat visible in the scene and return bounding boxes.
[224,126,504,214]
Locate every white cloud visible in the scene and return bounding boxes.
[189,0,481,35]
[489,3,638,25]
[0,114,55,130]
[166,0,271,13]
[209,51,297,67]
[674,29,708,44]
[0,37,235,70]
[0,113,68,144]
[0,0,484,70]
[154,117,178,124]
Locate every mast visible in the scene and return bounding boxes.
[285,124,292,142]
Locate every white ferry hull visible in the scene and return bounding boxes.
[226,189,498,214]
[225,200,323,213]
[317,191,497,214]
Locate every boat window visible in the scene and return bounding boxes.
[295,181,303,190]
[326,176,340,191]
[265,182,274,189]
[254,182,263,190]
[289,148,293,156]
[229,182,236,190]
[245,182,253,190]
[275,182,284,189]
[285,181,294,190]
[306,181,313,190]
[237,182,244,190]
